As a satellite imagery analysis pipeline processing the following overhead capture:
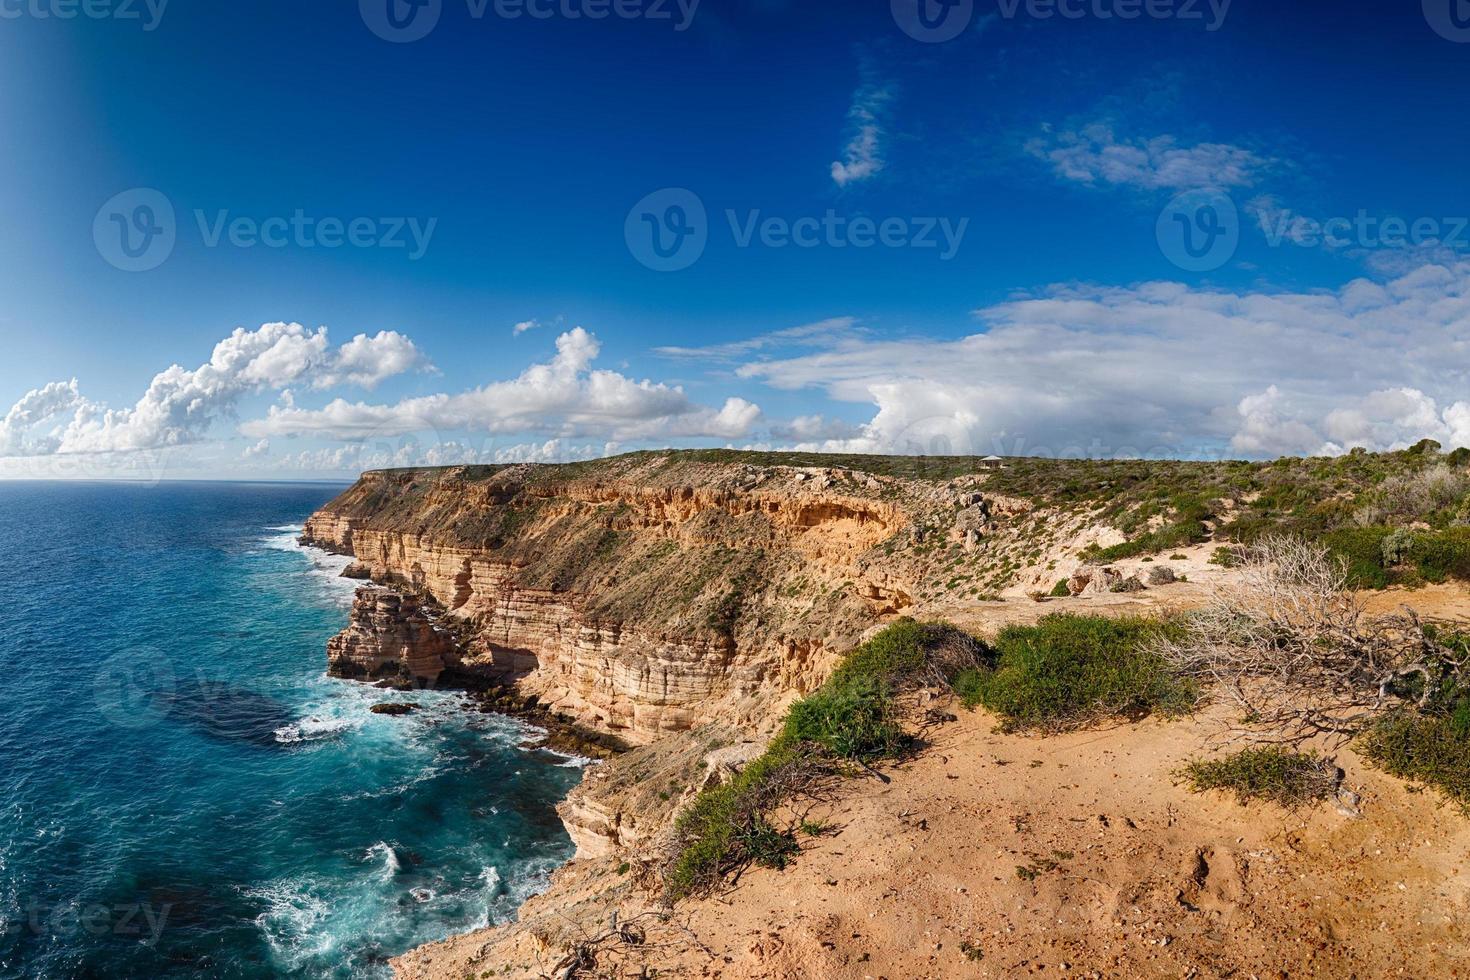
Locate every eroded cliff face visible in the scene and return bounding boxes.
[303,456,927,743]
[327,588,457,687]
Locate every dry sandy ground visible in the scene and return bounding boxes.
[395,704,1470,980]
[394,582,1470,980]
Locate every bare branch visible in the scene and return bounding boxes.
[1153,536,1467,742]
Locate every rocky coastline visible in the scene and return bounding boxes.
[305,546,629,760]
[294,454,1198,976]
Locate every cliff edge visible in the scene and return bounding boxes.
[304,454,954,740]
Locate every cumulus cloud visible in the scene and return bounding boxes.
[735,261,1470,459]
[0,323,427,458]
[1229,386,1326,457]
[0,379,85,455]
[1028,123,1268,191]
[315,331,432,389]
[241,328,764,444]
[769,413,865,444]
[513,319,541,336]
[830,62,894,187]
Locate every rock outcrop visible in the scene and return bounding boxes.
[303,458,940,742]
[327,587,457,687]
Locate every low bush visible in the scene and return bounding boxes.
[663,744,814,898]
[1048,578,1071,598]
[957,614,1193,731]
[665,619,983,898]
[782,676,903,760]
[952,667,987,706]
[1324,526,1392,589]
[1352,464,1470,528]
[1325,526,1470,588]
[1178,747,1340,808]
[1405,527,1470,583]
[1208,545,1243,568]
[1358,712,1470,810]
[1087,495,1216,562]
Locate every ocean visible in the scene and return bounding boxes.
[0,481,583,979]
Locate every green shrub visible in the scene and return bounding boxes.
[952,666,988,706]
[1324,526,1392,589]
[1325,526,1470,588]
[1090,495,1215,561]
[1178,748,1339,808]
[665,619,983,898]
[1048,578,1071,598]
[1381,526,1416,567]
[664,742,810,898]
[733,817,800,870]
[782,676,903,760]
[1359,712,1470,810]
[1406,528,1470,583]
[1208,545,1242,567]
[959,614,1193,730]
[823,618,929,690]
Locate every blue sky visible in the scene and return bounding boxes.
[4,0,1470,479]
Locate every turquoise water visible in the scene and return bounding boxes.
[0,482,583,979]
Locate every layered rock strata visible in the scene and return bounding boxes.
[326,587,457,687]
[303,457,936,743]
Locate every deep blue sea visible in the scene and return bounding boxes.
[0,482,583,979]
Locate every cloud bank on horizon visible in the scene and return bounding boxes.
[5,258,1470,477]
[8,3,1468,480]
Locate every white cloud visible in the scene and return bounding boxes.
[0,322,428,458]
[1028,123,1268,191]
[269,437,618,475]
[735,261,1470,458]
[315,331,432,389]
[769,413,864,444]
[241,328,764,444]
[513,319,541,336]
[830,64,894,187]
[0,379,85,455]
[655,317,858,360]
[243,438,270,459]
[1229,386,1326,457]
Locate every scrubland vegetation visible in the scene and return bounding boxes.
[953,614,1194,731]
[663,531,1470,899]
[664,620,983,898]
[1359,712,1470,809]
[1178,748,1341,808]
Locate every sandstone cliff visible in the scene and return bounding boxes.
[327,588,457,686]
[349,449,1470,979]
[304,453,1208,746]
[303,455,938,741]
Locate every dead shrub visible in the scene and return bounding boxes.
[1152,536,1469,741]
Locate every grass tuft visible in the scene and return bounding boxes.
[1178,747,1340,808]
[1358,712,1470,810]
[953,614,1193,731]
